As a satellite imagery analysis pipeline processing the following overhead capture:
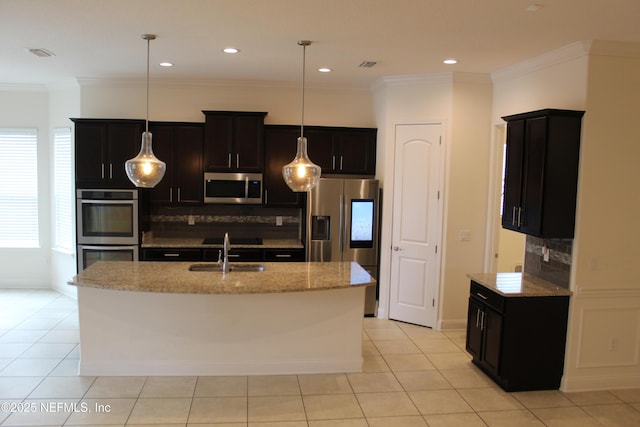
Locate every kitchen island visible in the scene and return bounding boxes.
[69,261,374,376]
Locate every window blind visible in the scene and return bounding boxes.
[53,128,73,251]
[0,129,39,247]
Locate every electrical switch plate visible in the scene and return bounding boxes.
[188,215,195,226]
[276,216,283,226]
[542,245,550,262]
[459,230,471,241]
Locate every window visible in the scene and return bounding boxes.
[53,128,73,252]
[0,129,39,247]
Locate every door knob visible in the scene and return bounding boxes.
[393,246,403,251]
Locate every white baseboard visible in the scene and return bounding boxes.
[437,318,467,331]
[561,372,640,392]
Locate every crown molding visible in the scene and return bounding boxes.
[0,83,48,92]
[371,71,491,94]
[491,41,592,84]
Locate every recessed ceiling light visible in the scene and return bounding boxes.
[223,47,239,54]
[443,58,458,65]
[526,4,543,12]
[359,61,377,68]
[318,67,332,73]
[159,62,173,67]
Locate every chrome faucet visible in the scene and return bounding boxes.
[218,232,231,273]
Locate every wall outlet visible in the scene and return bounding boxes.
[276,216,283,227]
[188,215,195,226]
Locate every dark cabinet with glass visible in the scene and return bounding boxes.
[203,111,267,172]
[501,109,584,238]
[73,119,145,189]
[147,122,203,205]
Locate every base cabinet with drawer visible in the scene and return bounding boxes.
[141,248,202,261]
[466,280,570,391]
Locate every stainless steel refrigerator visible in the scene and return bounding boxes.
[306,178,380,316]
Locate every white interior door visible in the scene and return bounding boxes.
[389,123,443,327]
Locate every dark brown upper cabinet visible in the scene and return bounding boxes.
[501,109,584,238]
[73,118,145,189]
[305,126,376,176]
[263,125,304,207]
[203,111,267,172]
[147,122,204,205]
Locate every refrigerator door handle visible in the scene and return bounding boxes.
[339,194,344,257]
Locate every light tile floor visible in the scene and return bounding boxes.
[1,289,640,426]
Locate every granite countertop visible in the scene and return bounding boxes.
[141,237,303,249]
[69,261,375,295]
[467,272,572,297]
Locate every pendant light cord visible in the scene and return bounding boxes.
[300,43,305,139]
[146,36,150,134]
[299,40,311,139]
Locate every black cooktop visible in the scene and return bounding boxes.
[202,237,263,245]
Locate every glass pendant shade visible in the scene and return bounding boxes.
[125,131,166,188]
[125,33,166,188]
[282,40,321,192]
[282,136,321,192]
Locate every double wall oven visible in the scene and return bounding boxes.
[76,189,139,271]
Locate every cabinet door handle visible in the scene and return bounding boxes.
[163,253,180,257]
[101,163,105,179]
[177,188,181,202]
[340,155,344,171]
[169,188,173,203]
[236,154,240,168]
[264,190,268,204]
[476,309,481,328]
[332,155,336,170]
[227,254,240,258]
[476,292,488,300]
[512,206,517,226]
[275,254,292,258]
[109,163,113,179]
[228,153,232,168]
[480,311,486,330]
[517,207,523,227]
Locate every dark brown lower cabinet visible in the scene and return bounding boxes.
[141,248,202,261]
[142,247,305,263]
[466,281,569,391]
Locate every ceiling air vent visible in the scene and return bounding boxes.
[359,61,377,68]
[28,48,55,58]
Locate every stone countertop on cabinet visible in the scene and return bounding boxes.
[141,237,303,249]
[69,261,374,295]
[467,272,572,297]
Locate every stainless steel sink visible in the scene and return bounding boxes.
[188,263,265,272]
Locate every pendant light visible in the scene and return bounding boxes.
[282,40,321,192]
[125,34,166,188]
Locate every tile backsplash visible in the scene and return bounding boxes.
[524,236,572,289]
[146,205,302,241]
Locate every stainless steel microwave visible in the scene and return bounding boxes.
[204,172,263,204]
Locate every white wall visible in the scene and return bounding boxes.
[78,78,375,127]
[562,43,640,391]
[372,73,493,328]
[50,83,81,298]
[0,87,52,288]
